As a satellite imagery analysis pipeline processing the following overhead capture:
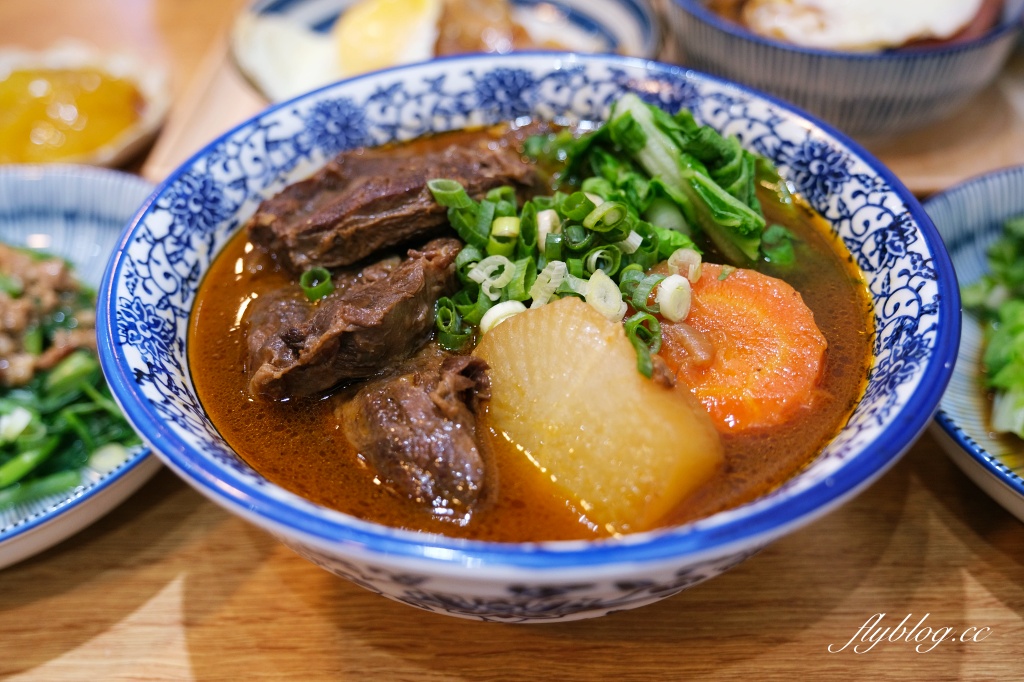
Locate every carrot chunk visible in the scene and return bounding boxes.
[658,263,827,431]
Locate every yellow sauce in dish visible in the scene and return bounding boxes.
[0,67,144,163]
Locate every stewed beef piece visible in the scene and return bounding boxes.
[247,237,461,399]
[246,138,537,272]
[340,344,491,522]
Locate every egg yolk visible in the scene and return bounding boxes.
[0,67,144,163]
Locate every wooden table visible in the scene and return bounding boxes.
[2,3,1023,680]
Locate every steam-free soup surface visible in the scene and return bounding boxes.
[188,128,873,542]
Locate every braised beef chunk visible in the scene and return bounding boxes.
[246,139,537,271]
[340,345,491,521]
[247,237,461,399]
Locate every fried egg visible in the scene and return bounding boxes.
[742,0,987,51]
[232,0,607,102]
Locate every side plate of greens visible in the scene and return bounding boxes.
[0,165,160,569]
[925,166,1024,524]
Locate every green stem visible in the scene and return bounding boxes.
[0,435,60,487]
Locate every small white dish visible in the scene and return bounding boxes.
[0,164,160,570]
[0,41,170,168]
[231,0,662,102]
[665,0,1024,137]
[925,165,1024,523]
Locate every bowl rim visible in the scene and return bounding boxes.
[671,0,1024,60]
[924,164,1024,505]
[97,50,961,571]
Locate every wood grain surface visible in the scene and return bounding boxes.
[1,2,1022,680]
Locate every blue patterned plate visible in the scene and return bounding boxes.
[0,165,160,570]
[925,166,1024,523]
[97,52,959,621]
[231,0,661,101]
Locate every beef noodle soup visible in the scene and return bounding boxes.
[188,96,873,542]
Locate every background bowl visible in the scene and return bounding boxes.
[0,164,158,570]
[97,52,959,622]
[664,0,1024,137]
[232,0,662,102]
[925,165,1024,523]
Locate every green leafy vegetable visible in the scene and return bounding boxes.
[0,247,141,511]
[426,94,794,377]
[761,224,799,266]
[962,216,1024,438]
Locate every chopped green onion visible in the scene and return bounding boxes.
[486,185,516,205]
[487,216,521,258]
[585,269,627,322]
[580,176,614,199]
[656,274,692,322]
[435,297,471,350]
[493,199,517,218]
[427,178,474,209]
[561,192,597,221]
[624,222,660,270]
[566,257,585,279]
[584,245,622,277]
[582,200,628,232]
[299,267,334,301]
[618,265,645,301]
[625,311,662,354]
[455,244,484,285]
[480,300,527,333]
[563,223,594,252]
[668,247,703,283]
[544,232,564,262]
[630,273,666,314]
[628,336,654,379]
[624,312,662,379]
[615,230,644,255]
[505,257,537,302]
[517,202,538,259]
[449,203,491,249]
[536,208,562,249]
[453,287,493,326]
[532,193,559,212]
[555,272,588,298]
[468,255,515,300]
[529,260,568,308]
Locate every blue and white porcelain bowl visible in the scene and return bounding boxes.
[0,164,159,570]
[925,166,1024,523]
[232,0,662,102]
[96,52,959,622]
[665,0,1024,137]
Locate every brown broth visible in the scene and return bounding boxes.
[187,129,873,542]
